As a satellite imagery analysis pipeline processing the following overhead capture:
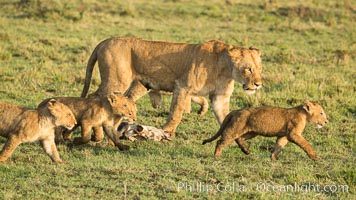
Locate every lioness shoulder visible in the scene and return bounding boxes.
[202,100,328,160]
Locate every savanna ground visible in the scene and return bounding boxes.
[0,0,355,199]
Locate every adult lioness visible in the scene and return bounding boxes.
[0,100,76,163]
[41,93,136,151]
[81,37,262,135]
[202,100,328,160]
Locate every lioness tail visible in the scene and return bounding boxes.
[81,38,111,98]
[81,45,98,97]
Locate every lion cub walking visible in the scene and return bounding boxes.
[202,100,328,160]
[0,100,76,163]
[43,92,137,151]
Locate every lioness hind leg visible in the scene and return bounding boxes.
[40,138,62,163]
[0,135,21,162]
[149,90,162,109]
[271,136,288,161]
[184,96,192,113]
[191,96,209,116]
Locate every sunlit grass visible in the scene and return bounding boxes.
[0,0,354,199]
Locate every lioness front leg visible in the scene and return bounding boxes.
[0,135,21,162]
[210,94,231,124]
[289,134,317,160]
[162,87,191,135]
[210,81,234,124]
[40,138,62,163]
[271,136,289,161]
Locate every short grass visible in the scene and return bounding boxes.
[0,0,354,199]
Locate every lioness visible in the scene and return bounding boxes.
[202,100,328,160]
[0,99,76,163]
[81,37,262,135]
[43,93,137,151]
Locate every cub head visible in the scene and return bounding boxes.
[226,46,262,94]
[302,100,328,128]
[108,92,137,121]
[42,99,77,130]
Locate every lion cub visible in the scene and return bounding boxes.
[0,99,76,163]
[43,92,137,151]
[202,100,328,160]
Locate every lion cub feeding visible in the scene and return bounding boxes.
[44,92,137,151]
[202,100,328,160]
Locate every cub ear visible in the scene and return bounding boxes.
[303,100,313,114]
[108,94,116,105]
[249,46,261,56]
[48,99,57,106]
[227,45,234,51]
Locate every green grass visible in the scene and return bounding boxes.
[0,0,355,199]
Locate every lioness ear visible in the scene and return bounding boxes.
[303,100,313,114]
[249,46,261,56]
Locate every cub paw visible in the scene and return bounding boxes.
[116,143,130,151]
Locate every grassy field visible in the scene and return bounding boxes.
[0,0,354,199]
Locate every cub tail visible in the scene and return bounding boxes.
[202,112,233,145]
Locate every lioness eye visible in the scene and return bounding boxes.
[245,68,252,74]
[320,112,323,115]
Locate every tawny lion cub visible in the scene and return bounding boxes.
[0,99,76,163]
[202,100,328,160]
[43,92,137,151]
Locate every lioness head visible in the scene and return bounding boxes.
[303,100,328,128]
[227,46,262,94]
[45,99,77,129]
[108,93,137,121]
